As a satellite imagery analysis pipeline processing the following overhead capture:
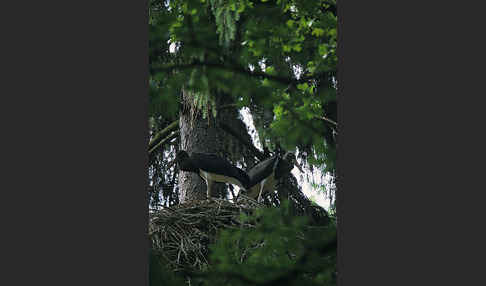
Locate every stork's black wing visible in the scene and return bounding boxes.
[247,157,278,188]
[190,152,250,187]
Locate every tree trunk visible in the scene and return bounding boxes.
[178,89,256,203]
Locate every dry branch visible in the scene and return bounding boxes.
[149,130,180,155]
[149,120,179,150]
[149,197,263,272]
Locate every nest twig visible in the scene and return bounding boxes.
[149,197,263,272]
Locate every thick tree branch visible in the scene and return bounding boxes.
[149,120,179,150]
[149,130,180,155]
[219,122,266,161]
[152,60,333,87]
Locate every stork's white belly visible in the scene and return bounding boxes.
[199,170,245,189]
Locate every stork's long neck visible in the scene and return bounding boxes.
[274,157,293,179]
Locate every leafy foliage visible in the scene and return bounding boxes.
[149,0,337,151]
[205,201,337,286]
[150,201,337,286]
[148,1,339,282]
[149,0,338,207]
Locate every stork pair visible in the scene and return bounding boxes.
[169,150,303,202]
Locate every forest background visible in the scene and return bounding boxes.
[148,0,338,285]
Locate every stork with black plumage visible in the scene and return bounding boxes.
[245,152,304,202]
[170,150,250,199]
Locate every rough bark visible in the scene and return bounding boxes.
[178,89,256,203]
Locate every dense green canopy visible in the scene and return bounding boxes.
[149,0,337,172]
[149,1,338,285]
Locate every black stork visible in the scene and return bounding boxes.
[245,152,304,202]
[170,150,250,199]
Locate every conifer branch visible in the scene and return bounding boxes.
[149,120,179,150]
[149,131,180,155]
[153,61,333,87]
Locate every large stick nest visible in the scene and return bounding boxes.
[149,196,263,272]
[149,191,330,273]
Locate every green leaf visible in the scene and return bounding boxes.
[274,105,284,117]
[297,83,308,91]
[329,28,337,37]
[319,44,328,56]
[237,4,246,13]
[312,28,325,37]
[265,66,275,75]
